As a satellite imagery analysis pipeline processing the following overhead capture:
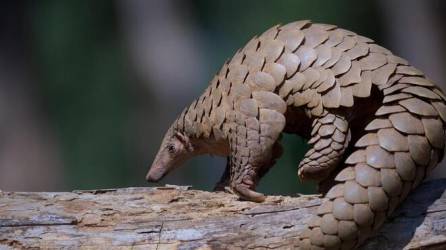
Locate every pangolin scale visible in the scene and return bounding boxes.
[147,20,446,249]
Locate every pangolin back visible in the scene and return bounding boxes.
[169,20,446,249]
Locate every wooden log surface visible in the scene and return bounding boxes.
[1,179,446,249]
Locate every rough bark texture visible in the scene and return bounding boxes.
[1,179,445,249]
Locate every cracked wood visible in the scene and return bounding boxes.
[1,179,446,249]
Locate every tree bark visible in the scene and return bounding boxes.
[1,180,446,249]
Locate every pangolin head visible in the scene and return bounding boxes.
[146,125,193,182]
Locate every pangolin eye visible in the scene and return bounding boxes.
[167,144,175,153]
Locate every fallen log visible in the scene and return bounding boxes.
[1,179,446,249]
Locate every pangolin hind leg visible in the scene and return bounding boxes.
[299,102,445,249]
[298,112,351,182]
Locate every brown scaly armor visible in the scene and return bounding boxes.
[146,20,446,249]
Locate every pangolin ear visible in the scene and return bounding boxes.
[174,132,193,151]
[174,132,187,143]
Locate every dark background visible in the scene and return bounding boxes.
[0,0,445,195]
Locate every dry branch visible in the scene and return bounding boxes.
[1,180,446,249]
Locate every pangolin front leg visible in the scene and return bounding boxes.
[228,102,286,202]
[298,112,351,182]
[214,142,283,191]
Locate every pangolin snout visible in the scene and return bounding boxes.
[145,164,167,182]
[145,172,159,182]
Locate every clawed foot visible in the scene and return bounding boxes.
[232,184,265,202]
[214,167,265,201]
[231,176,265,202]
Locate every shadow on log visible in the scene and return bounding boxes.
[1,180,446,249]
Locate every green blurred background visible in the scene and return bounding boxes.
[0,0,445,195]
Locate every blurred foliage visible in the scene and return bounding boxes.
[25,0,382,195]
[29,0,134,189]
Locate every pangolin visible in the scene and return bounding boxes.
[146,20,446,249]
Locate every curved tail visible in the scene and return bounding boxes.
[299,70,446,249]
